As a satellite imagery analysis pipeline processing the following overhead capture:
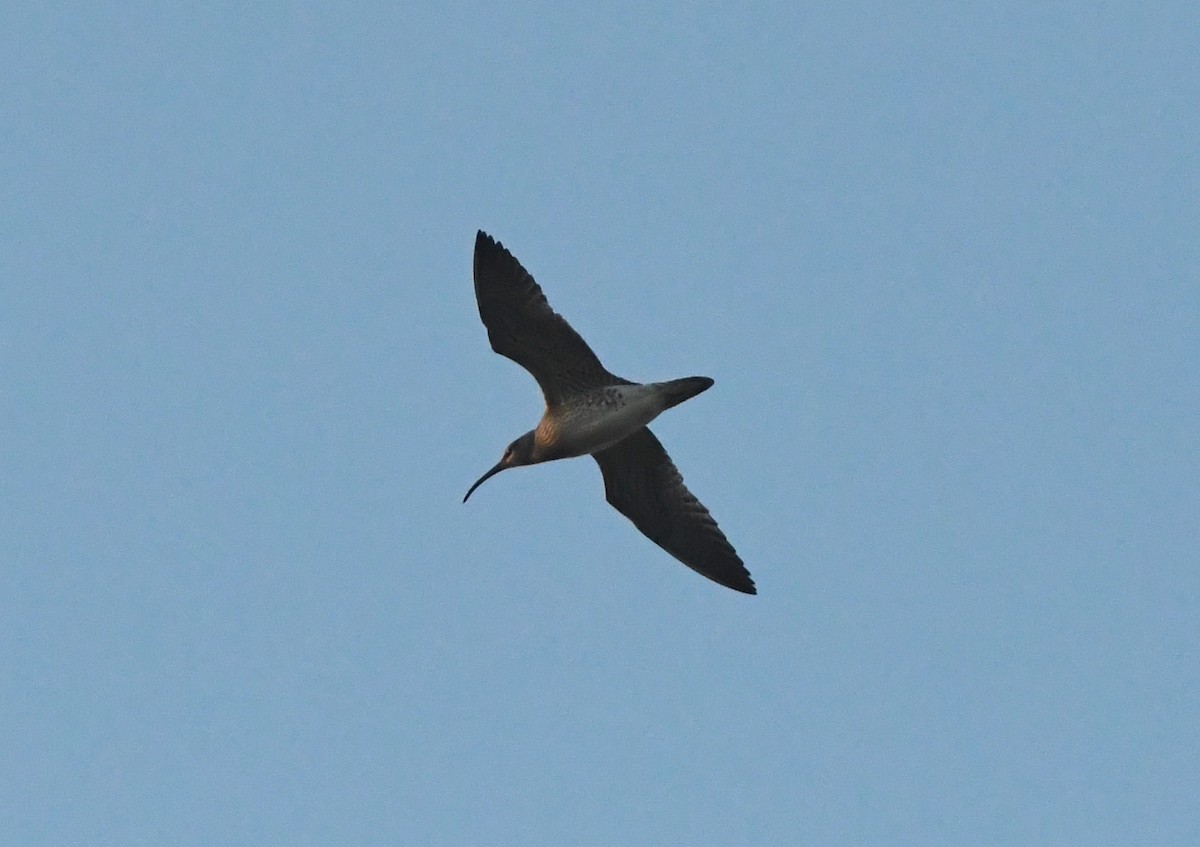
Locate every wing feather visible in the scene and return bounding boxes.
[593,428,755,594]
[473,232,625,406]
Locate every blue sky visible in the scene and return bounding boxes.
[3,2,1197,844]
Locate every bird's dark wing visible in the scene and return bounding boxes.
[593,428,755,594]
[473,231,627,406]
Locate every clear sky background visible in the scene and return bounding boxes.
[3,3,1197,845]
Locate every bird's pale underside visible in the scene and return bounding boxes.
[464,230,755,595]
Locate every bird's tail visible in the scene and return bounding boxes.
[656,376,715,411]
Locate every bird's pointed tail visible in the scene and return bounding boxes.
[656,376,714,411]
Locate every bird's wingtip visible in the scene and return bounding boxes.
[722,571,757,595]
[475,230,509,261]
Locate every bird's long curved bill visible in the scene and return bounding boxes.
[463,461,505,502]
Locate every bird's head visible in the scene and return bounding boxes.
[463,431,537,502]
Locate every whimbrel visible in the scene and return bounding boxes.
[464,231,755,595]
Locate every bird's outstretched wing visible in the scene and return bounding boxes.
[593,428,755,594]
[473,231,627,406]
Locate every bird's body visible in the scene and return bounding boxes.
[464,231,755,595]
[530,379,712,462]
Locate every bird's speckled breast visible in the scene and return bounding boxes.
[535,384,667,460]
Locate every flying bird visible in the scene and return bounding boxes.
[464,231,755,595]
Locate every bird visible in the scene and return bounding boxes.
[463,231,755,595]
